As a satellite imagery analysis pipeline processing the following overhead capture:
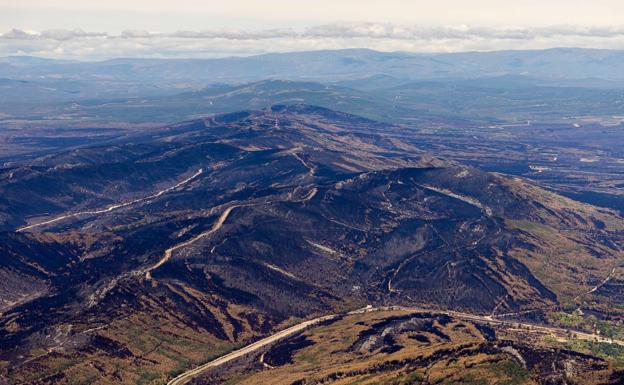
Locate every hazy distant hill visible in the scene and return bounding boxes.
[3,48,624,89]
[3,48,624,127]
[3,75,622,127]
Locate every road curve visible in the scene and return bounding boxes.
[145,203,241,280]
[147,195,306,279]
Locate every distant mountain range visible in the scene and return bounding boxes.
[2,48,624,128]
[3,48,624,91]
[3,76,623,127]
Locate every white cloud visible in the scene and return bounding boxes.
[39,29,107,41]
[2,29,38,39]
[2,23,624,59]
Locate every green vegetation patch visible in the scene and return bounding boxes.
[491,361,530,385]
[550,311,584,327]
[549,311,624,339]
[551,337,624,364]
[585,341,624,362]
[506,219,555,237]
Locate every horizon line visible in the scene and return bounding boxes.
[3,46,623,62]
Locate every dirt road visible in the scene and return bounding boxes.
[17,168,203,232]
[145,203,238,279]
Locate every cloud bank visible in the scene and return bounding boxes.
[2,23,624,59]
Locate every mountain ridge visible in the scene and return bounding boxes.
[2,105,624,384]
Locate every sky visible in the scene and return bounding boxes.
[1,0,624,59]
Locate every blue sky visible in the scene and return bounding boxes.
[2,0,624,58]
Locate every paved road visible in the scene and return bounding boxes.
[166,314,339,385]
[166,305,624,385]
[418,307,624,346]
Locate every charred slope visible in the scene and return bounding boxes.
[201,310,624,385]
[1,105,623,384]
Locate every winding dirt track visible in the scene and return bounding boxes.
[146,183,320,279]
[16,168,204,232]
[144,204,240,279]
